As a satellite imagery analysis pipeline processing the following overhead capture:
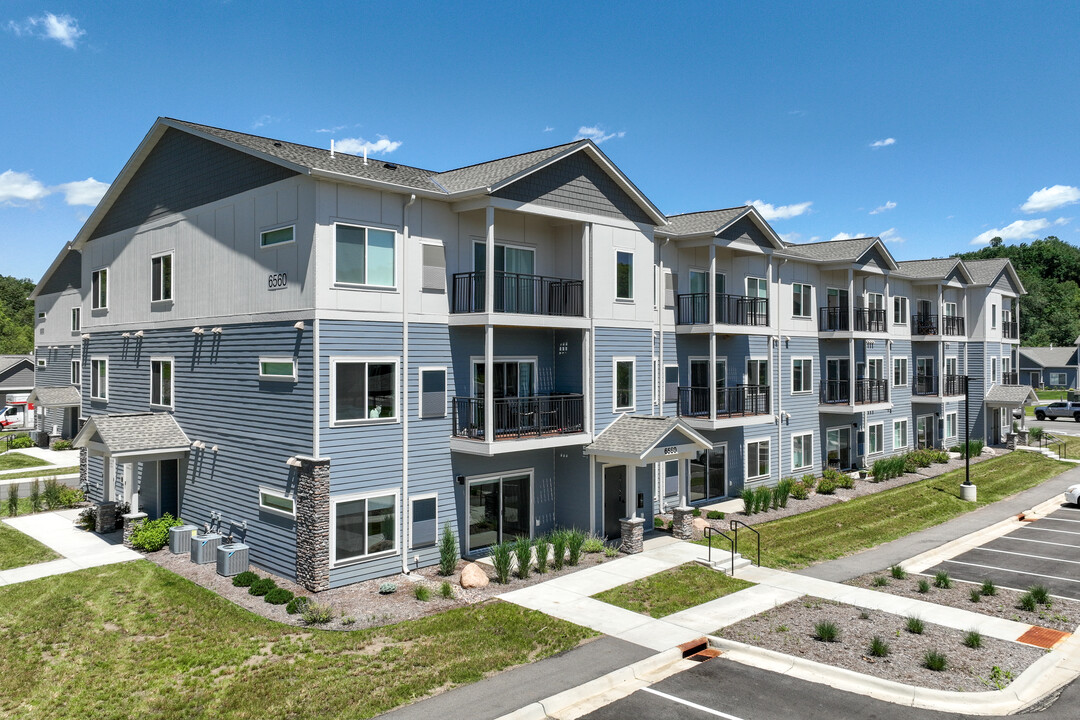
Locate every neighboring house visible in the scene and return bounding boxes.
[0,354,34,404]
[1018,346,1078,389]
[32,118,1032,592]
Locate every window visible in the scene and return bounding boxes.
[866,358,884,381]
[991,357,998,384]
[92,268,108,309]
[91,358,107,400]
[70,307,80,332]
[943,302,957,317]
[616,251,633,300]
[868,423,884,455]
[335,224,396,287]
[261,225,294,247]
[945,357,958,376]
[868,292,884,312]
[747,359,769,387]
[70,359,80,385]
[792,433,812,471]
[410,496,437,549]
[746,277,767,298]
[332,492,398,564]
[664,365,679,403]
[614,358,635,411]
[663,271,676,307]
[792,283,812,317]
[151,253,173,302]
[1050,371,1068,387]
[893,296,908,324]
[259,489,295,517]
[420,368,447,418]
[991,303,998,329]
[421,243,447,292]
[791,358,812,393]
[150,358,173,407]
[259,357,298,382]
[746,439,770,479]
[332,359,397,423]
[946,412,958,439]
[36,358,46,368]
[893,419,909,449]
[37,311,46,319]
[893,357,908,387]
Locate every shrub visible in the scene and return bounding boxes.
[923,650,948,672]
[57,486,85,507]
[835,472,855,490]
[905,616,925,634]
[871,459,889,483]
[932,450,950,464]
[777,478,794,508]
[249,578,276,596]
[6,484,18,517]
[265,588,294,605]
[566,529,586,566]
[1019,592,1037,611]
[969,588,982,603]
[534,534,550,574]
[871,576,888,587]
[582,533,605,554]
[754,486,771,513]
[604,546,617,558]
[439,581,453,599]
[286,596,310,615]
[76,505,96,531]
[129,513,183,552]
[1029,426,1045,441]
[438,522,458,576]
[868,636,890,657]
[981,578,997,596]
[29,480,42,513]
[813,621,840,642]
[890,565,907,580]
[414,585,430,602]
[917,579,931,594]
[801,474,817,490]
[903,453,921,474]
[513,535,532,580]
[789,481,809,500]
[934,570,952,589]
[302,601,333,624]
[8,435,32,449]
[378,582,397,595]
[707,510,725,520]
[551,531,567,571]
[232,571,258,587]
[491,540,514,583]
[741,488,755,515]
[692,508,701,517]
[963,630,983,649]
[1029,585,1050,605]
[770,486,781,510]
[50,440,72,451]
[43,478,63,510]
[654,516,666,529]
[816,476,837,495]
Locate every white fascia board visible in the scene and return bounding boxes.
[308,168,447,200]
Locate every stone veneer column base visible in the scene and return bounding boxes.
[79,447,88,491]
[619,517,645,555]
[122,512,148,548]
[96,501,117,534]
[671,507,695,541]
[295,457,331,592]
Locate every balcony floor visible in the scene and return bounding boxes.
[449,431,591,456]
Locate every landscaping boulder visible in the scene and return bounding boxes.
[460,562,489,589]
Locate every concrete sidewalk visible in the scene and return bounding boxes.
[0,446,80,475]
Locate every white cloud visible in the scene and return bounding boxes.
[747,200,813,221]
[870,138,896,148]
[879,228,905,244]
[574,126,626,144]
[543,126,554,132]
[7,12,84,48]
[315,125,347,134]
[870,201,896,215]
[830,232,866,241]
[251,115,282,130]
[54,177,109,206]
[0,170,49,205]
[335,135,402,155]
[1020,185,1080,213]
[1055,217,1071,226]
[970,218,1051,246]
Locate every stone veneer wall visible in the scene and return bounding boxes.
[79,447,88,490]
[295,458,330,592]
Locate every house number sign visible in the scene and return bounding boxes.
[268,272,288,291]
[663,446,678,455]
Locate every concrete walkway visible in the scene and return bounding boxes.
[0,508,139,586]
[0,446,80,475]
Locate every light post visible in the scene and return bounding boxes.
[961,374,976,501]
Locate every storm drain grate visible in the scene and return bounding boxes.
[1017,626,1071,649]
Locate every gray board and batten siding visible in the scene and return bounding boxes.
[32,346,79,433]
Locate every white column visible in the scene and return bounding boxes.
[848,268,855,409]
[484,207,496,443]
[709,332,717,420]
[104,457,115,502]
[625,465,635,519]
[708,244,716,325]
[678,457,687,508]
[588,458,596,534]
[937,283,945,398]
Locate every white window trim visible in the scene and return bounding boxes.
[150,356,174,409]
[329,489,401,567]
[37,311,46,319]
[1050,371,1068,386]
[332,221,400,291]
[867,421,885,456]
[150,250,174,303]
[893,419,909,450]
[745,437,771,481]
[70,307,81,333]
[615,249,634,302]
[867,292,885,311]
[70,359,81,386]
[791,432,813,472]
[329,356,401,427]
[663,363,679,403]
[468,356,538,399]
[792,282,812,318]
[613,356,636,412]
[790,357,813,394]
[464,469,535,555]
[90,356,108,401]
[36,358,47,368]
[258,487,296,518]
[260,223,296,248]
[991,303,998,329]
[688,355,728,386]
[945,411,958,440]
[745,356,769,386]
[746,276,768,298]
[893,357,908,387]
[419,366,448,419]
[893,296,908,325]
[408,492,438,549]
[865,356,885,380]
[945,357,958,376]
[91,267,108,310]
[259,356,298,382]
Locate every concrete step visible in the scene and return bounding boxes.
[697,552,753,575]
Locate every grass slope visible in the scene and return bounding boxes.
[0,560,595,719]
[704,451,1070,570]
[594,563,755,618]
[0,523,59,570]
[0,466,79,481]
[0,452,47,472]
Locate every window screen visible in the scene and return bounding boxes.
[411,497,437,548]
[420,369,447,418]
[664,366,678,403]
[422,244,447,292]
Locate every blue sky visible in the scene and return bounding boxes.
[2,1,1078,281]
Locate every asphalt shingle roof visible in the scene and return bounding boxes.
[985,384,1039,405]
[586,415,682,456]
[656,207,749,237]
[1020,347,1078,368]
[0,356,32,375]
[28,386,81,407]
[894,258,963,279]
[964,258,1011,285]
[781,237,878,262]
[433,142,581,193]
[76,412,190,455]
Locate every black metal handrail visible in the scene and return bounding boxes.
[818,306,849,332]
[913,374,937,395]
[942,315,965,336]
[1003,320,1019,339]
[451,271,584,316]
[704,526,736,575]
[730,519,760,568]
[451,393,584,440]
[855,378,888,403]
[943,374,964,395]
[855,308,887,332]
[912,313,938,335]
[676,385,771,419]
[676,293,769,326]
[819,379,850,404]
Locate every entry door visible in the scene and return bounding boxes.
[689,448,726,503]
[159,459,179,519]
[474,243,536,312]
[468,474,531,552]
[826,359,849,402]
[917,416,934,449]
[826,428,851,469]
[603,466,627,538]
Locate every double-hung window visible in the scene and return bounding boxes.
[70,307,81,332]
[746,277,767,298]
[92,268,108,309]
[335,224,396,287]
[615,251,634,300]
[614,358,635,411]
[91,358,108,400]
[151,358,173,408]
[946,412,958,439]
[70,359,81,386]
[792,433,812,471]
[151,253,173,302]
[893,357,908,387]
[894,419,909,449]
[747,439,770,479]
[332,359,397,423]
[420,368,447,418]
[410,496,438,549]
[791,358,812,393]
[332,492,398,565]
[893,296,907,325]
[792,283,811,317]
[868,423,884,454]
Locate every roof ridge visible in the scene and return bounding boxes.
[435,139,584,176]
[664,205,749,219]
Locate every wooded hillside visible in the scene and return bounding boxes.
[0,275,35,354]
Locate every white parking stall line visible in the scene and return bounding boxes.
[944,559,1080,585]
[1034,516,1080,524]
[1015,525,1080,536]
[974,546,1080,566]
[642,687,747,720]
[998,535,1080,550]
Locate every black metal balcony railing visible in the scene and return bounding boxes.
[913,313,938,335]
[818,307,849,331]
[942,315,965,336]
[675,293,769,326]
[857,308,887,332]
[676,385,771,419]
[819,379,889,405]
[451,272,584,316]
[451,394,585,441]
[943,374,965,395]
[1003,320,1019,340]
[913,374,937,395]
[1001,371,1019,386]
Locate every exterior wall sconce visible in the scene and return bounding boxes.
[121,332,130,338]
[134,330,144,338]
[191,327,204,335]
[294,321,305,331]
[211,327,223,334]
[81,333,91,340]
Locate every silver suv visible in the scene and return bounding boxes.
[1034,401,1080,422]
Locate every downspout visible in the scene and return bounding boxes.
[775,257,786,483]
[657,238,668,511]
[587,222,596,534]
[401,193,417,575]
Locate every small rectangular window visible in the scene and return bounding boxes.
[746,277,768,298]
[70,307,81,332]
[421,244,447,292]
[92,269,108,309]
[946,412,958,439]
[616,251,633,300]
[792,433,812,471]
[893,296,907,325]
[893,357,908,387]
[333,492,398,564]
[335,224,396,287]
[791,359,812,393]
[792,283,812,317]
[663,271,676,307]
[991,304,998,329]
[37,311,46,320]
[151,253,173,302]
[868,423,884,454]
[664,365,678,403]
[410,496,437,549]
[37,358,47,368]
[151,358,173,407]
[747,439,770,479]
[71,359,81,385]
[261,226,294,247]
[259,357,297,382]
[614,358,634,410]
[420,368,447,418]
[893,419,909,449]
[259,489,295,517]
[333,359,398,423]
[91,358,108,400]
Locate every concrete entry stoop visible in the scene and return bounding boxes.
[697,553,753,576]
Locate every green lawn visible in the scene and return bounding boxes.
[0,452,47,472]
[702,451,1070,570]
[593,563,755,618]
[0,523,59,570]
[0,466,79,481]
[0,561,596,719]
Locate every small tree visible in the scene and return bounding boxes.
[438,522,458,576]
[6,483,18,517]
[29,479,42,513]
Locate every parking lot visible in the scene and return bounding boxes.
[925,505,1080,600]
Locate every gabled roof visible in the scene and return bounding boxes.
[655,206,750,237]
[28,386,81,407]
[584,415,711,461]
[894,257,974,282]
[434,142,579,193]
[30,243,81,299]
[964,258,1026,294]
[73,412,190,458]
[0,356,33,375]
[1019,347,1078,368]
[984,384,1039,405]
[780,236,900,270]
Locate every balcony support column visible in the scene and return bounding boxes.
[708,333,717,420]
[625,465,635,520]
[937,282,945,399]
[848,269,855,410]
[708,244,716,325]
[484,207,496,442]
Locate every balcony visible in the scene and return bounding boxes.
[912,314,965,336]
[943,374,965,395]
[819,379,889,405]
[817,307,887,333]
[1001,371,1019,386]
[451,393,585,441]
[1003,320,1019,340]
[913,374,937,396]
[451,271,583,317]
[676,385,771,420]
[676,293,768,326]
[942,316,965,336]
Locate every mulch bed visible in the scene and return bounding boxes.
[847,571,1080,632]
[717,596,1044,692]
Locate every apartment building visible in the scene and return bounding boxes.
[31,118,1031,590]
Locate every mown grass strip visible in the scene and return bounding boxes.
[0,452,48,472]
[593,563,755,618]
[0,467,79,481]
[0,523,59,570]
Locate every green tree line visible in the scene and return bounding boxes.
[956,235,1080,347]
[0,275,35,354]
